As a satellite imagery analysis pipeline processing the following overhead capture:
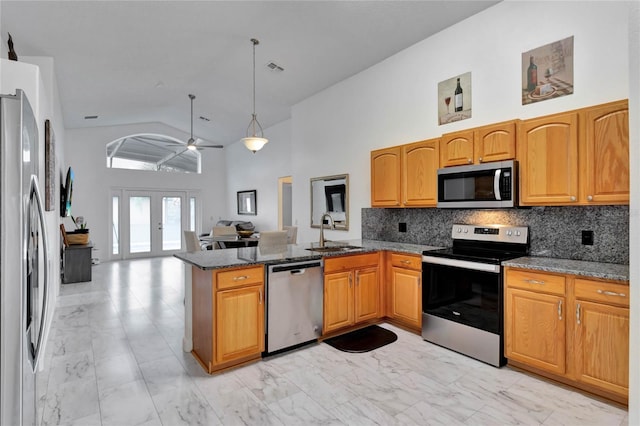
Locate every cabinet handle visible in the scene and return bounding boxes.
[355,271,360,286]
[478,157,483,163]
[570,196,576,202]
[597,289,626,298]
[558,300,562,320]
[587,195,593,201]
[576,303,581,325]
[259,290,263,304]
[349,274,353,288]
[233,275,249,281]
[524,279,545,285]
[467,158,472,164]
[400,260,411,265]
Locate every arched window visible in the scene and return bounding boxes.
[106,133,201,173]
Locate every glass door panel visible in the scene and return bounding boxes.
[161,196,181,251]
[129,196,151,253]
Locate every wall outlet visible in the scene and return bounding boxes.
[399,222,407,233]
[582,230,594,245]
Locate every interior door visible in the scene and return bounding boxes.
[125,190,185,258]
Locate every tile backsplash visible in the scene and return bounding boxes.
[362,206,629,264]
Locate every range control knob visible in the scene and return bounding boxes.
[515,231,521,237]
[457,227,462,233]
[463,228,468,233]
[507,230,513,236]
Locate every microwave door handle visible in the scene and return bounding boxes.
[494,169,502,201]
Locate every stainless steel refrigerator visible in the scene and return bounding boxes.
[1,89,51,425]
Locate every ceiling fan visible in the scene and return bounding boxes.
[181,94,223,151]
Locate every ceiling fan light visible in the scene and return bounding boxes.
[242,137,268,153]
[187,144,197,151]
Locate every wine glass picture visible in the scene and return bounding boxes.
[444,97,451,113]
[438,72,472,125]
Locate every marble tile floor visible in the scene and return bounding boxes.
[39,256,628,426]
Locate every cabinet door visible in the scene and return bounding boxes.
[581,100,629,204]
[440,130,474,167]
[402,139,440,207]
[389,266,421,328]
[574,300,629,397]
[323,271,354,333]
[504,288,566,374]
[474,120,517,163]
[371,147,402,207]
[518,112,578,205]
[215,285,264,364]
[354,267,379,323]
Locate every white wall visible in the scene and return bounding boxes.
[65,123,227,260]
[290,1,630,244]
[224,118,292,232]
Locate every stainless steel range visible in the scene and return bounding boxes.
[421,224,529,367]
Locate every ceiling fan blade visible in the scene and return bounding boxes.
[196,144,224,149]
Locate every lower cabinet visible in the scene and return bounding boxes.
[387,252,422,330]
[192,265,264,373]
[323,253,380,334]
[504,267,629,403]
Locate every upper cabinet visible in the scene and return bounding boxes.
[579,100,629,205]
[518,111,579,205]
[440,120,517,167]
[474,120,518,164]
[371,147,402,207]
[440,130,474,167]
[519,100,629,206]
[371,139,440,208]
[402,139,440,207]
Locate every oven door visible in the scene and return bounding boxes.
[422,256,502,334]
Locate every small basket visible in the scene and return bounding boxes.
[67,232,90,245]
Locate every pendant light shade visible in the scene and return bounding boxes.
[242,38,268,153]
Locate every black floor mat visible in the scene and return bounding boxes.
[323,325,398,353]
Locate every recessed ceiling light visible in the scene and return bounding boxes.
[267,62,284,72]
[84,115,98,119]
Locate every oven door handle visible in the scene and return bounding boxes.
[422,256,501,273]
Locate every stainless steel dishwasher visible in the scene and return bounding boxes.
[266,260,323,355]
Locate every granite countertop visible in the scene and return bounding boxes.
[174,239,441,270]
[503,257,629,282]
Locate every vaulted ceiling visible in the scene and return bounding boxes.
[2,1,499,147]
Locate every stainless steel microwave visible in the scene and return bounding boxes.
[437,160,517,208]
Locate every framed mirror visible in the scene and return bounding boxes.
[237,190,257,215]
[310,174,349,230]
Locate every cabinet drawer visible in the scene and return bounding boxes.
[506,269,565,295]
[389,252,421,271]
[216,266,264,290]
[324,253,379,273]
[574,278,629,307]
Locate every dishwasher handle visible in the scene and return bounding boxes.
[270,262,322,274]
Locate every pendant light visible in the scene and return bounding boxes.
[242,38,268,153]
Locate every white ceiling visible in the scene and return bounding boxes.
[2,1,499,147]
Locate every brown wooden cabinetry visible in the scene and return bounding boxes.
[518,111,579,205]
[323,253,380,334]
[371,139,439,208]
[192,265,264,373]
[579,100,629,204]
[519,100,629,206]
[504,267,629,404]
[440,120,517,167]
[370,147,402,207]
[386,252,422,330]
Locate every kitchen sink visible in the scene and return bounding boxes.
[305,245,361,253]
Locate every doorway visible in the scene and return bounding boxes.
[112,189,196,259]
[278,176,292,229]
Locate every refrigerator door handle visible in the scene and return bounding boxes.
[30,175,50,371]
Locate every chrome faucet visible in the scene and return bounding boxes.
[319,212,334,248]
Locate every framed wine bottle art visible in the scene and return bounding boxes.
[438,72,472,125]
[521,36,574,105]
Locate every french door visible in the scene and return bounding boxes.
[119,190,187,258]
